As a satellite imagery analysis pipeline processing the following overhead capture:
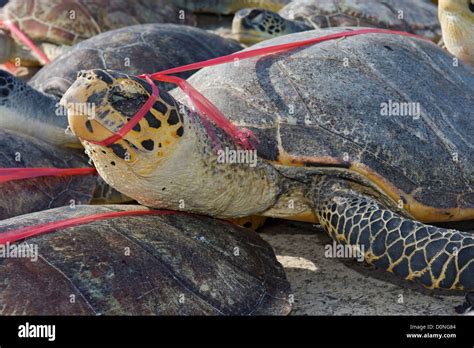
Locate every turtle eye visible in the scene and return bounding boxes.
[247,9,263,20]
[470,0,474,13]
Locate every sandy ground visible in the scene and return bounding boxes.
[260,220,468,315]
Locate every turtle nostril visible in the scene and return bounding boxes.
[77,71,94,80]
[247,9,263,20]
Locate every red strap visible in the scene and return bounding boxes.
[152,74,257,149]
[149,28,427,78]
[138,28,426,150]
[0,167,96,183]
[87,75,158,147]
[0,20,51,66]
[0,209,179,245]
[2,61,18,74]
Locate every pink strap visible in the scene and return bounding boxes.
[0,209,180,244]
[152,74,257,149]
[0,20,51,65]
[87,75,158,147]
[2,61,18,74]
[150,28,426,78]
[0,167,96,183]
[140,28,426,150]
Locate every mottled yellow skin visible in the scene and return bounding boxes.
[439,0,474,65]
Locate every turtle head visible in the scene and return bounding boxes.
[0,30,13,63]
[61,70,276,216]
[439,0,474,14]
[232,8,287,44]
[61,69,185,175]
[438,0,474,65]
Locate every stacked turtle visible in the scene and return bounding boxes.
[231,0,474,67]
[0,205,291,315]
[62,27,474,294]
[0,0,195,69]
[232,0,442,44]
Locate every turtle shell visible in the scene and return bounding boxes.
[171,29,474,222]
[0,129,96,219]
[29,23,242,98]
[279,0,441,39]
[0,204,291,315]
[2,0,195,46]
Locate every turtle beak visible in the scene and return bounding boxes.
[61,70,108,139]
[61,70,108,117]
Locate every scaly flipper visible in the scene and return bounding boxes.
[312,179,473,291]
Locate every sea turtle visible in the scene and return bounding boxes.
[0,24,242,147]
[0,0,195,67]
[0,204,291,315]
[438,0,474,66]
[232,0,441,44]
[0,128,97,219]
[171,0,290,15]
[63,28,474,291]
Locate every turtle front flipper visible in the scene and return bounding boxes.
[311,179,473,291]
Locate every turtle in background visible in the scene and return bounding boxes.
[0,205,291,315]
[63,28,474,292]
[232,0,441,44]
[174,0,291,41]
[171,0,290,15]
[438,0,474,66]
[0,24,242,147]
[0,0,196,68]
